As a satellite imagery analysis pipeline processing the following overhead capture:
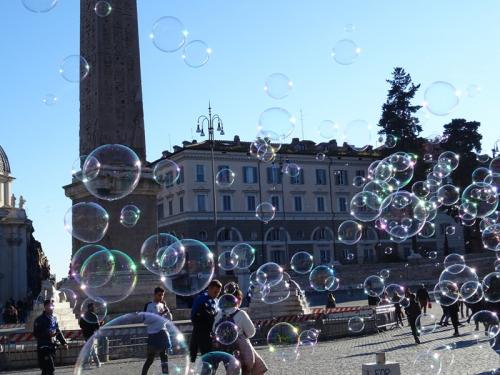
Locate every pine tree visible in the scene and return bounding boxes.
[378,67,422,153]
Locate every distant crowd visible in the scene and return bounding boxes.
[1,298,31,324]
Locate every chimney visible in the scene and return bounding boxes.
[173,145,182,152]
[234,135,241,144]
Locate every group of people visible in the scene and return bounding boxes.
[1,298,29,324]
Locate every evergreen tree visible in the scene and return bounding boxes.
[378,67,422,153]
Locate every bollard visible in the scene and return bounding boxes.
[98,337,109,363]
[376,352,385,365]
[361,353,400,375]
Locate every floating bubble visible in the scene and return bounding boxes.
[162,239,215,297]
[223,282,238,295]
[490,156,500,174]
[483,272,500,303]
[298,329,319,348]
[290,251,314,274]
[317,120,342,140]
[424,81,459,116]
[264,73,293,100]
[385,284,405,303]
[384,134,398,149]
[445,226,455,236]
[81,249,137,304]
[217,294,239,313]
[64,202,109,243]
[438,151,460,171]
[258,107,296,141]
[230,243,255,269]
[59,55,90,83]
[150,16,187,53]
[218,250,237,271]
[363,275,385,297]
[458,201,478,221]
[331,39,361,65]
[282,163,301,178]
[262,274,291,305]
[467,310,500,345]
[460,281,484,304]
[352,176,366,188]
[379,269,390,280]
[140,233,180,276]
[315,152,326,161]
[416,313,438,335]
[309,265,336,292]
[439,265,478,294]
[120,204,141,228]
[182,40,212,68]
[466,84,482,98]
[94,1,112,17]
[462,182,498,218]
[42,93,58,106]
[257,262,284,287]
[255,202,276,223]
[472,167,493,183]
[82,144,141,201]
[476,154,491,164]
[384,246,393,255]
[348,316,365,333]
[215,168,236,188]
[346,252,355,261]
[338,220,362,245]
[482,224,500,251]
[79,297,107,324]
[433,281,459,307]
[80,249,115,288]
[195,351,241,374]
[350,191,382,222]
[413,351,442,375]
[437,184,460,206]
[267,322,299,362]
[214,321,238,346]
[327,276,340,291]
[22,0,58,13]
[70,244,108,283]
[412,181,430,198]
[153,159,180,186]
[418,222,436,239]
[344,119,373,151]
[428,251,438,260]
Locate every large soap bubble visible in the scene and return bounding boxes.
[363,275,385,297]
[140,233,181,276]
[182,40,212,68]
[482,224,500,251]
[64,202,109,243]
[258,107,296,141]
[290,251,314,274]
[150,16,187,53]
[256,262,284,287]
[230,243,256,269]
[70,244,108,283]
[424,81,459,116]
[338,220,362,245]
[22,0,58,13]
[309,265,336,292]
[350,191,382,222]
[264,73,293,100]
[80,249,115,288]
[267,322,299,363]
[59,55,90,83]
[82,144,142,201]
[162,239,215,296]
[153,159,180,186]
[482,272,500,303]
[331,39,361,65]
[120,204,141,228]
[461,182,498,219]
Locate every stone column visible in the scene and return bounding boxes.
[0,181,4,207]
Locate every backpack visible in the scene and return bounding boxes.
[212,310,240,355]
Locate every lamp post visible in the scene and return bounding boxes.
[196,102,225,252]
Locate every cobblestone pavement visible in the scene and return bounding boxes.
[8,304,500,375]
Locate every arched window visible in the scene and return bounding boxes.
[265,227,288,242]
[217,227,242,242]
[312,227,333,241]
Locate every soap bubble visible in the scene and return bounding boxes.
[352,176,366,188]
[22,0,58,13]
[384,134,398,149]
[218,250,237,271]
[182,40,212,68]
[42,93,58,106]
[256,262,284,287]
[214,321,238,346]
[64,202,109,243]
[438,151,460,171]
[316,152,326,161]
[230,243,256,269]
[217,294,239,312]
[460,281,484,304]
[379,269,390,280]
[81,249,137,304]
[413,351,442,375]
[74,313,189,374]
[482,272,500,303]
[443,253,465,273]
[433,281,459,307]
[348,316,365,333]
[437,184,460,206]
[282,163,301,178]
[79,297,107,324]
[439,265,478,293]
[261,274,291,305]
[424,81,460,116]
[215,168,236,188]
[363,275,385,297]
[384,246,393,255]
[482,224,500,251]
[80,249,115,288]
[194,352,241,374]
[462,182,498,219]
[59,55,90,83]
[94,1,112,17]
[317,120,342,140]
[466,84,482,98]
[70,244,108,284]
[416,313,438,335]
[82,144,141,201]
[290,251,314,274]
[162,239,215,296]
[264,73,293,100]
[385,284,405,303]
[267,322,299,362]
[120,204,141,228]
[467,310,500,345]
[255,202,276,223]
[331,39,361,65]
[150,16,187,53]
[309,265,336,292]
[140,233,181,276]
[412,181,430,198]
[350,191,382,222]
[258,107,296,141]
[445,226,456,236]
[472,167,493,183]
[338,220,362,245]
[153,159,180,186]
[298,329,319,348]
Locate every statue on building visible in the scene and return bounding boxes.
[10,193,16,207]
[19,195,26,209]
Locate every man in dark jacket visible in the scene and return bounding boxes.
[448,300,460,336]
[33,299,68,375]
[404,293,421,344]
[189,279,222,364]
[78,302,101,368]
[416,284,430,314]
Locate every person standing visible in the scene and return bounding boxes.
[404,293,421,344]
[190,279,222,364]
[33,299,68,375]
[392,294,404,327]
[448,300,460,337]
[79,302,102,368]
[142,287,173,375]
[326,292,336,309]
[416,284,430,314]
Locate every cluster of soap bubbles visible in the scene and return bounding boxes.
[150,16,212,68]
[267,322,321,362]
[218,243,256,271]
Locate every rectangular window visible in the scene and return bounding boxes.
[168,200,173,216]
[197,194,206,212]
[196,165,205,182]
[267,166,282,184]
[320,250,331,264]
[177,166,184,184]
[338,197,347,212]
[243,166,258,184]
[247,195,256,211]
[271,250,283,265]
[342,249,351,260]
[294,196,303,212]
[271,196,280,211]
[157,203,164,220]
[335,170,348,185]
[222,195,232,211]
[179,196,184,212]
[290,169,305,185]
[316,169,327,185]
[356,170,365,177]
[317,196,325,212]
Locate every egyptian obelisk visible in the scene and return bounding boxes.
[64,1,168,312]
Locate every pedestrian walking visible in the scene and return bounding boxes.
[33,299,68,375]
[404,293,421,344]
[326,292,336,309]
[142,287,173,375]
[439,305,450,326]
[448,301,460,336]
[79,302,102,368]
[189,279,222,364]
[392,294,404,327]
[416,284,430,314]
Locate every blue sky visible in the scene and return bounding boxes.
[1,0,499,279]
